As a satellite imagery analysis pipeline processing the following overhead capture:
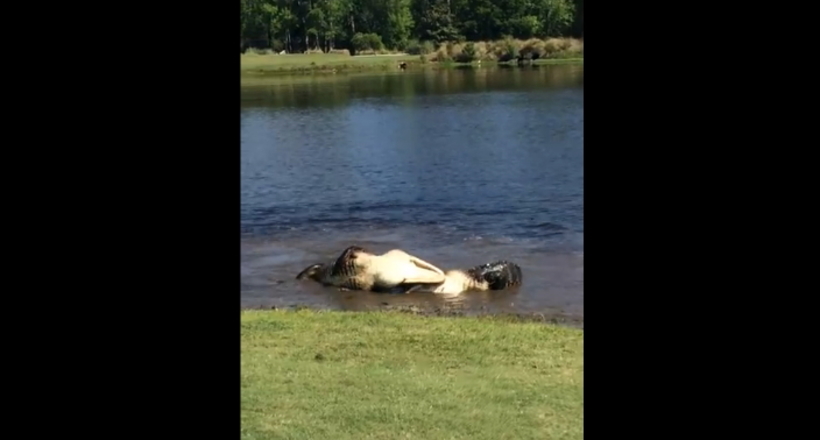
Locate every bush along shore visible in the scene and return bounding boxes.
[241,37,583,75]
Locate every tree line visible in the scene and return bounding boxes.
[241,0,583,54]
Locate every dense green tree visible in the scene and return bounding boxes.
[240,0,583,52]
[383,0,414,49]
[538,0,575,37]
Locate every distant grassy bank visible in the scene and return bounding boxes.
[241,37,583,76]
[241,309,584,440]
[241,52,419,75]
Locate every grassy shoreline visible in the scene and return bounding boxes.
[241,309,583,439]
[240,54,583,76]
[244,304,585,328]
[241,37,583,76]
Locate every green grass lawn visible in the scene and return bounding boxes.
[241,309,583,440]
[241,53,419,74]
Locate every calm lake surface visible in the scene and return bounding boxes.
[241,64,583,317]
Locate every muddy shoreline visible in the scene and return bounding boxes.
[242,234,583,318]
[241,303,584,329]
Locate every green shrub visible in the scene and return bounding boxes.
[352,32,384,54]
[455,42,477,62]
[406,39,434,55]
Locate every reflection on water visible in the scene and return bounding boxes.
[241,64,583,109]
[241,65,583,316]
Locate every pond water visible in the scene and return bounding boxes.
[241,64,583,318]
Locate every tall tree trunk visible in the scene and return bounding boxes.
[349,13,356,55]
[330,19,334,51]
[303,14,308,53]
